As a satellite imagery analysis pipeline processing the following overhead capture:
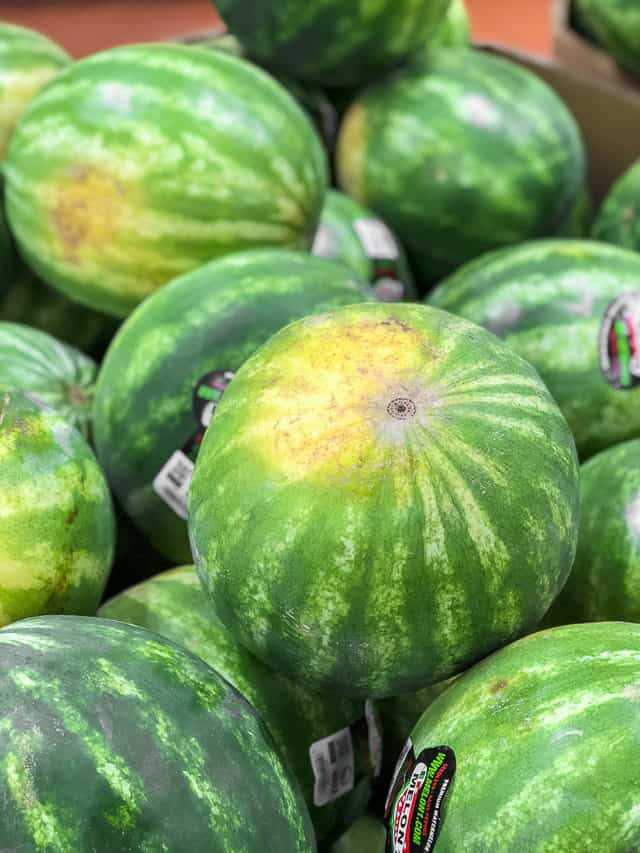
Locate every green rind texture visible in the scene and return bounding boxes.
[0,615,315,852]
[0,392,114,627]
[189,302,580,698]
[574,0,640,75]
[0,321,96,436]
[0,23,70,160]
[330,815,386,853]
[592,159,640,251]
[4,44,328,318]
[336,48,585,284]
[314,190,416,301]
[99,566,376,841]
[214,0,451,88]
[407,622,640,851]
[93,249,372,563]
[427,238,640,458]
[556,183,593,238]
[546,440,640,624]
[427,0,471,51]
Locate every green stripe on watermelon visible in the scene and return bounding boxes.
[93,249,372,563]
[189,302,580,699]
[0,615,315,851]
[573,0,640,75]
[99,566,380,842]
[0,23,70,160]
[555,183,593,238]
[4,44,328,318]
[395,622,640,851]
[313,190,416,302]
[214,0,451,88]
[336,48,585,285]
[544,439,640,625]
[592,159,640,251]
[427,238,640,458]
[0,391,114,627]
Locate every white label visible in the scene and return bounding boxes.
[312,224,337,258]
[373,277,405,303]
[354,218,399,260]
[152,450,194,520]
[309,726,354,807]
[365,699,383,778]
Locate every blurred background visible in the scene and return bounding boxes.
[0,0,555,58]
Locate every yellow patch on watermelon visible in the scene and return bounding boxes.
[336,102,367,204]
[0,67,61,159]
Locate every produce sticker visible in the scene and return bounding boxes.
[599,292,640,391]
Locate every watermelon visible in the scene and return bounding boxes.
[99,566,381,842]
[0,190,15,285]
[0,615,315,851]
[0,321,96,436]
[427,239,640,459]
[336,49,585,285]
[4,44,327,318]
[573,0,640,75]
[545,440,640,626]
[330,815,386,853]
[213,0,451,88]
[93,249,371,563]
[0,23,70,160]
[427,0,471,50]
[188,302,580,699]
[592,158,640,251]
[0,391,114,627]
[313,191,416,302]
[556,183,593,238]
[386,622,640,851]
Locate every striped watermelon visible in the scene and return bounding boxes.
[556,184,593,238]
[592,159,640,251]
[0,392,114,627]
[337,49,585,285]
[0,616,315,851]
[4,44,327,318]
[0,23,70,160]
[574,0,640,74]
[93,249,371,563]
[313,191,416,302]
[99,566,381,842]
[188,302,580,698]
[427,239,640,458]
[214,0,451,88]
[386,622,640,851]
[0,321,96,436]
[330,816,386,852]
[545,440,640,625]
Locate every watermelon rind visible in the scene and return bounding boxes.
[573,0,640,75]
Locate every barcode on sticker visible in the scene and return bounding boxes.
[312,225,336,258]
[354,218,399,260]
[309,726,354,807]
[152,450,194,520]
[365,699,383,778]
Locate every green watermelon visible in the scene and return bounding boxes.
[214,0,451,88]
[0,615,315,851]
[386,622,640,851]
[545,440,640,625]
[93,249,371,563]
[427,0,471,50]
[427,239,640,459]
[556,183,593,238]
[99,566,381,842]
[0,189,15,285]
[336,49,585,285]
[574,0,640,75]
[4,44,327,318]
[592,159,640,251]
[189,302,580,699]
[313,191,416,302]
[0,321,96,436]
[0,391,114,627]
[329,815,386,852]
[0,23,70,161]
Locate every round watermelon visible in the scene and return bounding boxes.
[592,158,640,251]
[0,23,70,161]
[0,391,114,627]
[93,249,371,563]
[556,183,593,238]
[427,239,640,459]
[4,44,327,318]
[545,440,640,626]
[0,321,96,436]
[386,622,640,851]
[330,815,386,853]
[188,302,580,698]
[0,616,315,851]
[336,48,585,285]
[574,0,640,75]
[213,0,451,88]
[313,191,416,302]
[99,566,381,841]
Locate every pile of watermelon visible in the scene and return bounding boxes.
[0,3,639,850]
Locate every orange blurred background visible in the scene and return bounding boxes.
[0,0,555,59]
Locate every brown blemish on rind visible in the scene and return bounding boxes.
[65,505,79,526]
[491,679,508,693]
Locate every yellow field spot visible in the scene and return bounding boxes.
[0,68,60,159]
[336,102,367,204]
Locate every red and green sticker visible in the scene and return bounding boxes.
[599,293,640,391]
[384,739,455,853]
